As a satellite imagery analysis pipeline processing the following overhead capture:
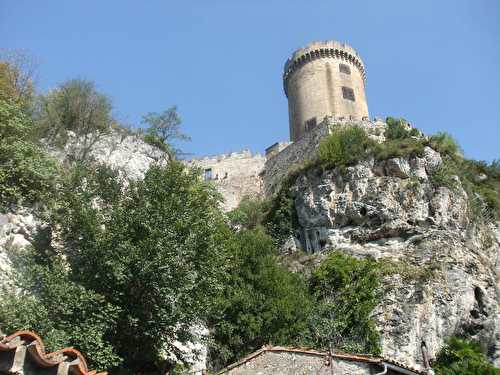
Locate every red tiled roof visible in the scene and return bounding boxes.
[0,330,106,375]
[217,345,426,375]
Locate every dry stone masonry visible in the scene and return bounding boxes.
[184,150,266,211]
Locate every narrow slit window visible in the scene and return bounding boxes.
[339,63,351,75]
[342,86,356,101]
[203,168,213,181]
[305,117,317,132]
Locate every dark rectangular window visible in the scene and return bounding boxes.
[339,63,351,75]
[342,86,355,101]
[305,117,317,132]
[203,168,213,181]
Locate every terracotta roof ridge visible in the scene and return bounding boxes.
[0,330,107,375]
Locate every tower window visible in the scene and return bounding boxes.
[342,86,356,101]
[339,63,351,75]
[305,117,317,132]
[203,168,213,181]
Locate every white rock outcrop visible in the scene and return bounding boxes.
[45,130,168,180]
[286,151,499,369]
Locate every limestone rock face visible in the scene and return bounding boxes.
[46,130,169,180]
[0,208,38,291]
[288,151,500,369]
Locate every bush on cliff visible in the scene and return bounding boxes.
[433,337,500,375]
[142,106,190,158]
[209,227,313,369]
[317,125,376,168]
[385,117,420,140]
[0,98,59,209]
[429,132,462,159]
[227,195,269,230]
[303,251,382,355]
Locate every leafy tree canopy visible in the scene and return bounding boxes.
[304,251,381,355]
[142,106,190,157]
[0,98,59,208]
[433,337,500,375]
[35,79,113,159]
[0,248,121,370]
[209,227,313,369]
[227,195,268,230]
[2,161,231,373]
[0,52,36,111]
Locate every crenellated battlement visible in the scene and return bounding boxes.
[186,149,263,163]
[283,40,366,97]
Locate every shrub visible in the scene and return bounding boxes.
[227,195,269,230]
[34,79,113,159]
[373,137,426,160]
[317,125,376,168]
[385,117,413,140]
[143,133,173,153]
[264,178,300,247]
[303,251,382,354]
[429,157,460,190]
[209,228,313,369]
[429,132,462,159]
[433,337,500,375]
[0,98,60,208]
[0,248,121,371]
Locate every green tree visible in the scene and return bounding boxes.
[304,251,381,354]
[0,98,59,208]
[0,248,121,371]
[142,106,190,157]
[52,161,229,373]
[433,337,500,375]
[0,52,36,111]
[227,196,268,230]
[35,79,113,160]
[209,228,313,369]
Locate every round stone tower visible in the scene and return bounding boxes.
[283,40,369,142]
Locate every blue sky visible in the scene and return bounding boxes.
[1,0,499,161]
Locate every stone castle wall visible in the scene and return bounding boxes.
[184,150,265,211]
[183,119,386,210]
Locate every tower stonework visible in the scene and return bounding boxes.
[284,40,369,142]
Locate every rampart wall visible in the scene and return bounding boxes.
[184,150,265,211]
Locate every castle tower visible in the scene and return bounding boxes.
[283,40,369,142]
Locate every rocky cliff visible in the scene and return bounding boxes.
[284,146,499,369]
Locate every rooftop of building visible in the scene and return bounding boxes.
[217,345,427,375]
[0,330,106,375]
